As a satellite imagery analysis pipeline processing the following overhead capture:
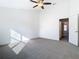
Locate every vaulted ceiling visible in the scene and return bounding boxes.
[0,0,57,10]
[0,0,33,9]
[0,0,65,10]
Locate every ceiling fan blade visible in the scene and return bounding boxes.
[30,0,38,3]
[43,2,52,5]
[33,5,38,8]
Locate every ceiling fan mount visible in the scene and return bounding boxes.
[30,0,55,9]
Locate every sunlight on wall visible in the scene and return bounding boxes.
[8,38,20,48]
[8,29,30,54]
[10,29,21,41]
[22,36,30,43]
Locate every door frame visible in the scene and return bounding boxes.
[59,18,69,41]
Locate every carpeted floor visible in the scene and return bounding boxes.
[0,38,79,59]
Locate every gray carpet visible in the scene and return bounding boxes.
[0,38,79,59]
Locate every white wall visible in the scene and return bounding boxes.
[1,0,79,46]
[40,0,69,40]
[0,7,40,45]
[40,0,79,46]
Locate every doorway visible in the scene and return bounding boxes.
[59,18,69,42]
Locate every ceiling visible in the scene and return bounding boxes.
[0,0,63,10]
[0,0,33,9]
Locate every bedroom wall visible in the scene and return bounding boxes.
[40,0,79,46]
[0,7,40,45]
[1,0,79,46]
[40,0,69,40]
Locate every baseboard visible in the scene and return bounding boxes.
[31,37,57,41]
[0,43,9,47]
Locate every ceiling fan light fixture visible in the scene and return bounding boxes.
[30,0,52,9]
[38,3,43,6]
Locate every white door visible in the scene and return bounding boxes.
[69,14,78,46]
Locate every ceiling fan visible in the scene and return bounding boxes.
[30,0,55,9]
